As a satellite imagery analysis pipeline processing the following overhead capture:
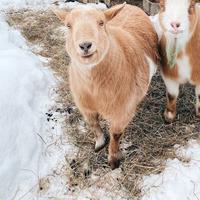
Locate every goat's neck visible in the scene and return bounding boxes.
[93,35,124,78]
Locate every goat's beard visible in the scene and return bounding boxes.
[166,37,182,68]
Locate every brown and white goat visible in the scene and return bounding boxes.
[53,4,159,169]
[157,0,200,122]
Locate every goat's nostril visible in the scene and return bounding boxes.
[79,42,92,52]
[176,23,180,28]
[79,45,84,50]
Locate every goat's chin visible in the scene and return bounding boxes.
[77,53,104,67]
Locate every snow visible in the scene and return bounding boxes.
[142,141,200,200]
[0,0,107,10]
[57,1,107,10]
[0,13,57,199]
[0,0,53,10]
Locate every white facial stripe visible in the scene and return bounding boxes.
[161,0,192,65]
[162,0,190,34]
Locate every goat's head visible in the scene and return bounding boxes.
[52,3,125,68]
[159,0,197,39]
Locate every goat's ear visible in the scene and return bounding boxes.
[104,2,126,21]
[51,8,69,22]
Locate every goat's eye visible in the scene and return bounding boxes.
[98,20,104,26]
[66,23,72,29]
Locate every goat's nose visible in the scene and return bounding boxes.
[79,42,92,52]
[170,21,181,30]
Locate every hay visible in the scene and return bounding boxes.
[6,7,200,199]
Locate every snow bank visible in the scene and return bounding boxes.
[0,0,54,9]
[0,0,107,10]
[58,1,107,10]
[0,14,55,199]
[142,141,200,200]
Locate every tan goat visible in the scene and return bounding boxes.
[53,3,159,169]
[156,0,200,122]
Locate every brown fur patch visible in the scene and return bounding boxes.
[187,6,200,84]
[167,93,176,102]
[113,133,122,141]
[166,92,177,113]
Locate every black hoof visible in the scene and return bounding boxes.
[109,157,121,170]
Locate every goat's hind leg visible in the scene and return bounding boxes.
[84,112,108,152]
[195,85,200,117]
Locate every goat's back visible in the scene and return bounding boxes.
[108,5,159,64]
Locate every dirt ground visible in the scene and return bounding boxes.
[6,2,200,199]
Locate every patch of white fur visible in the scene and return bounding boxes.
[149,14,163,41]
[176,53,191,83]
[146,56,157,84]
[162,75,180,97]
[166,111,175,120]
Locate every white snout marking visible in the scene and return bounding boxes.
[162,0,190,34]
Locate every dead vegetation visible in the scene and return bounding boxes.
[6,6,200,199]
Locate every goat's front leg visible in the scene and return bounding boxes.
[108,112,135,170]
[195,85,200,117]
[163,77,180,123]
[108,119,128,170]
[108,131,123,170]
[84,112,108,152]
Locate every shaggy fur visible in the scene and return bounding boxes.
[53,4,159,169]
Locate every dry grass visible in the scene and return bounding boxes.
[6,5,200,199]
